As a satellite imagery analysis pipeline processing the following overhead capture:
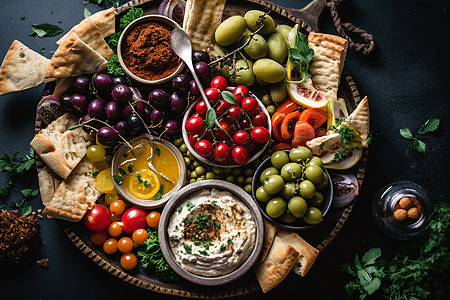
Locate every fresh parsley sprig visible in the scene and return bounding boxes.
[400,118,440,153]
[288,32,314,83]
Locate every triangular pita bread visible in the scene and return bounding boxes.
[45,32,108,79]
[0,40,51,96]
[89,7,116,39]
[346,96,370,148]
[256,219,277,264]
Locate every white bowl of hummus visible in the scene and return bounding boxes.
[159,180,264,286]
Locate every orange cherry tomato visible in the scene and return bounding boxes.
[146,211,161,228]
[107,222,123,237]
[103,238,118,254]
[118,236,134,253]
[110,199,126,216]
[90,230,108,246]
[120,253,138,270]
[132,228,149,245]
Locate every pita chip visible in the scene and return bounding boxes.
[0,40,51,96]
[256,219,277,264]
[89,7,116,39]
[276,228,319,277]
[345,96,370,148]
[45,32,108,79]
[254,236,299,293]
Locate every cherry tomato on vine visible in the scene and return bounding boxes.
[110,199,126,216]
[228,106,242,119]
[120,253,138,270]
[121,207,147,234]
[210,76,228,91]
[132,228,149,245]
[233,130,250,146]
[90,230,108,246]
[103,238,118,254]
[205,87,221,103]
[215,99,233,117]
[195,100,207,118]
[251,126,271,144]
[241,97,260,115]
[146,211,161,228]
[118,236,134,253]
[195,139,214,158]
[214,143,231,163]
[232,85,249,105]
[251,111,268,127]
[107,221,123,237]
[188,134,199,148]
[185,115,205,135]
[231,146,250,165]
[215,121,231,140]
[84,204,111,232]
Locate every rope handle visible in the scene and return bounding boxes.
[326,0,375,55]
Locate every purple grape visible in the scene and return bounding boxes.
[93,74,113,92]
[190,80,201,98]
[150,109,164,125]
[194,62,209,81]
[61,95,73,110]
[105,101,120,122]
[148,89,170,109]
[128,113,143,136]
[88,99,105,118]
[142,105,152,125]
[111,84,132,103]
[70,94,88,112]
[115,120,128,137]
[96,126,118,148]
[122,106,133,120]
[170,92,187,114]
[129,86,142,101]
[134,101,144,117]
[172,74,190,95]
[164,119,180,135]
[112,75,127,86]
[74,75,90,95]
[192,50,210,64]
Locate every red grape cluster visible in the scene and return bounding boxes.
[185,77,271,165]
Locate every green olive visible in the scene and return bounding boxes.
[259,167,279,183]
[215,15,247,46]
[184,157,191,166]
[261,94,272,106]
[308,156,324,169]
[279,211,297,224]
[173,138,183,147]
[225,175,235,182]
[279,182,297,200]
[289,146,312,162]
[212,167,221,175]
[266,105,276,115]
[308,191,324,207]
[266,197,287,218]
[190,171,198,179]
[244,184,252,194]
[304,165,324,184]
[299,180,316,199]
[179,143,187,153]
[205,172,216,179]
[288,196,308,218]
[244,10,276,36]
[230,59,255,86]
[271,151,290,169]
[195,166,206,176]
[237,175,245,184]
[256,186,272,202]
[280,162,303,181]
[240,31,268,59]
[243,168,253,177]
[316,172,329,190]
[263,174,285,195]
[245,176,253,184]
[232,168,242,176]
[302,207,323,225]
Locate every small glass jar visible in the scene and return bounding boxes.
[372,181,432,240]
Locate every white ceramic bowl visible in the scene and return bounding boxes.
[117,14,185,85]
[111,134,186,209]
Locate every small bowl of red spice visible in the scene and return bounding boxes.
[117,14,184,85]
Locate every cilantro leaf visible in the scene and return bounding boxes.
[418,118,440,134]
[288,32,314,83]
[84,8,92,19]
[399,128,414,140]
[30,23,64,38]
[22,206,32,216]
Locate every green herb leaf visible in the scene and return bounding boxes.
[227,239,234,245]
[186,201,195,211]
[128,163,133,173]
[399,128,414,140]
[288,32,314,83]
[214,220,221,230]
[222,91,236,104]
[30,23,64,37]
[220,244,226,252]
[206,108,216,128]
[84,8,92,18]
[0,179,13,197]
[107,0,120,8]
[155,147,161,156]
[198,250,209,256]
[137,174,143,184]
[113,175,124,184]
[362,248,382,266]
[155,184,164,200]
[143,181,150,188]
[21,16,26,21]
[418,118,440,134]
[39,48,45,54]
[183,243,192,253]
[120,7,143,29]
[83,0,102,5]
[22,206,32,216]
[195,214,210,229]
[118,167,127,175]
[0,149,35,176]
[175,206,183,212]
[414,138,426,153]
[212,200,217,206]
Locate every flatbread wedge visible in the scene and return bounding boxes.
[42,157,102,222]
[254,236,299,293]
[45,32,108,79]
[276,228,319,277]
[256,219,277,264]
[89,7,116,39]
[0,40,51,96]
[30,112,93,179]
[346,96,370,148]
[183,0,226,52]
[38,166,62,207]
[70,18,114,60]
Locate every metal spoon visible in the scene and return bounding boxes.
[170,28,222,129]
[146,140,174,184]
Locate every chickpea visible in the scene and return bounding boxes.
[407,207,421,222]
[398,197,413,210]
[394,208,408,222]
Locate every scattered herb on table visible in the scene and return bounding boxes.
[84,8,92,19]
[29,23,64,38]
[137,227,179,282]
[342,202,450,300]
[0,148,36,176]
[83,0,102,5]
[21,16,26,21]
[10,186,39,208]
[400,118,440,153]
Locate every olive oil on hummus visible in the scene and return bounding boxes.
[167,188,256,277]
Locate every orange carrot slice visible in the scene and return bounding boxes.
[291,121,315,147]
[298,108,328,130]
[276,97,299,114]
[280,111,301,140]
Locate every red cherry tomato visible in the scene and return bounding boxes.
[214,143,231,163]
[185,115,205,135]
[251,111,268,127]
[120,207,147,234]
[231,146,249,165]
[195,100,207,118]
[205,87,221,103]
[195,139,214,158]
[228,106,242,119]
[215,121,231,140]
[251,126,271,144]
[241,97,260,115]
[239,116,251,129]
[210,76,228,91]
[90,230,108,246]
[84,204,111,232]
[188,134,199,148]
[215,99,233,117]
[232,85,249,105]
[233,130,250,146]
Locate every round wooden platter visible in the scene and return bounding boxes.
[34,0,368,298]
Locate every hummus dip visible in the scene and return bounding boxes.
[167,188,256,277]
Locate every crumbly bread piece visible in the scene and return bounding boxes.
[45,32,108,79]
[30,112,93,179]
[346,96,370,148]
[0,40,51,96]
[71,18,114,60]
[308,32,348,101]
[38,166,62,206]
[256,219,277,264]
[276,228,319,277]
[42,158,102,221]
[183,0,226,51]
[254,236,299,293]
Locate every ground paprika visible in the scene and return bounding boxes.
[122,21,180,81]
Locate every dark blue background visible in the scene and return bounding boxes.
[1,0,449,299]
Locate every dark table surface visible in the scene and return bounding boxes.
[1,0,449,299]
